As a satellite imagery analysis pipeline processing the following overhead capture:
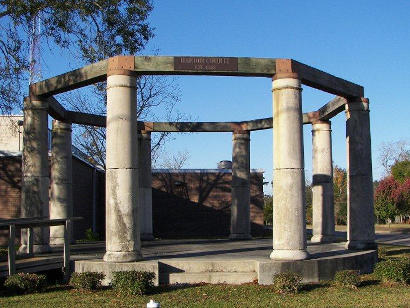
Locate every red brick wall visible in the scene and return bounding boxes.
[0,156,264,244]
[0,156,22,245]
[152,171,264,237]
[0,155,105,245]
[71,159,105,240]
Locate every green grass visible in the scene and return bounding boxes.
[1,277,409,308]
[0,246,409,308]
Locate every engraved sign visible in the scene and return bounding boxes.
[174,57,238,72]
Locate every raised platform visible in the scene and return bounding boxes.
[73,239,377,285]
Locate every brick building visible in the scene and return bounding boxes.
[0,115,105,245]
[152,169,265,238]
[0,116,265,244]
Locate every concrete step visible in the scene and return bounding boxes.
[159,260,257,273]
[162,272,258,285]
[158,259,258,285]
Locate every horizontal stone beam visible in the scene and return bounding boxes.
[143,121,238,132]
[30,56,363,99]
[276,59,364,98]
[134,56,277,77]
[51,110,314,132]
[47,96,66,121]
[244,118,272,131]
[317,96,347,121]
[66,111,106,127]
[30,60,108,97]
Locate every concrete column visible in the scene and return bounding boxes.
[345,98,376,250]
[50,120,73,245]
[103,71,142,262]
[230,131,251,240]
[20,96,50,253]
[311,120,335,243]
[270,76,309,260]
[138,131,154,241]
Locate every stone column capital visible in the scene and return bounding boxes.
[272,77,302,92]
[106,74,137,90]
[311,120,332,131]
[52,120,72,131]
[232,130,250,140]
[24,96,48,110]
[138,130,152,139]
[346,97,370,112]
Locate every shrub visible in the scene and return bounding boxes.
[112,271,155,295]
[378,246,388,260]
[333,270,361,289]
[272,272,302,294]
[374,258,410,284]
[4,273,47,294]
[84,228,100,241]
[69,272,104,290]
[0,248,7,261]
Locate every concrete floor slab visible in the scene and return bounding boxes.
[72,239,377,285]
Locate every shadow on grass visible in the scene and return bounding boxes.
[300,282,329,292]
[360,279,380,287]
[386,248,410,256]
[150,283,204,295]
[0,284,71,298]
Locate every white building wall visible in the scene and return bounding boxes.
[0,115,23,153]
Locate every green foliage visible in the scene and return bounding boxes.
[333,166,347,225]
[0,248,7,260]
[374,258,410,284]
[305,184,313,224]
[391,160,410,183]
[4,273,47,294]
[333,270,361,289]
[263,195,273,225]
[69,272,104,290]
[85,228,100,241]
[378,246,388,260]
[0,0,154,112]
[374,175,410,222]
[111,271,155,296]
[272,272,302,294]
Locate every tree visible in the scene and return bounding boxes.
[374,176,400,224]
[263,195,272,225]
[333,165,347,225]
[375,158,410,224]
[64,74,182,169]
[1,1,186,166]
[0,0,154,112]
[378,140,410,176]
[391,160,410,184]
[305,183,313,225]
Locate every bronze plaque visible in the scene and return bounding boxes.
[174,57,238,72]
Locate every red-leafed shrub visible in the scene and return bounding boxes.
[375,176,410,223]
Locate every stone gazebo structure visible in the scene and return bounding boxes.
[21,56,376,281]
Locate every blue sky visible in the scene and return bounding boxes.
[140,0,410,194]
[41,1,409,194]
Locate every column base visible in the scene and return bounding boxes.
[229,233,252,240]
[50,237,65,246]
[103,251,143,263]
[270,249,309,260]
[345,240,377,250]
[310,235,335,243]
[141,233,155,241]
[18,244,51,255]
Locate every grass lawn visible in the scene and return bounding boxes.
[0,246,409,308]
[333,223,410,233]
[1,276,410,308]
